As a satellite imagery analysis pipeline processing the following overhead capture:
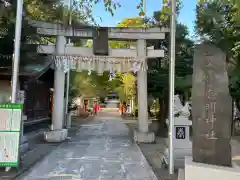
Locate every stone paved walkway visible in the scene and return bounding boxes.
[19,115,158,180]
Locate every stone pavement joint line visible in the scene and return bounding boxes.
[19,118,158,180]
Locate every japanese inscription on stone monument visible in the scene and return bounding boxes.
[192,44,232,167]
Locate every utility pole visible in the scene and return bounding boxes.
[11,0,23,103]
[64,0,72,127]
[168,0,177,175]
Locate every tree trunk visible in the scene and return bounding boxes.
[157,93,169,136]
[163,92,169,120]
[159,98,165,123]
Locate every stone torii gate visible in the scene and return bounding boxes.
[29,20,169,143]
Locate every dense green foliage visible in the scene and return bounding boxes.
[196,0,240,99]
[0,0,88,66]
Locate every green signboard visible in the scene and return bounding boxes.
[0,104,22,167]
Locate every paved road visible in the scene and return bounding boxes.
[19,114,158,180]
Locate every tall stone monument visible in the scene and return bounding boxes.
[192,43,232,167]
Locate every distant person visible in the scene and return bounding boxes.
[84,100,88,112]
[93,102,100,115]
[119,101,127,116]
[119,103,123,115]
[123,101,127,113]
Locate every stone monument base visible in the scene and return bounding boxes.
[178,156,240,180]
[162,140,192,169]
[44,129,68,142]
[133,130,155,143]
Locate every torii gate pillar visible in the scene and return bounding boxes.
[134,39,155,143]
[44,35,68,142]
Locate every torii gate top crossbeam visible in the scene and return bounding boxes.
[28,19,169,40]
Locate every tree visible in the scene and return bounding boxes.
[196,0,236,62]
[69,70,121,99]
[145,8,194,131]
[0,0,129,66]
[115,72,136,102]
[109,17,145,104]
[199,0,240,26]
[80,17,144,103]
[107,13,193,121]
[195,0,240,103]
[148,5,194,96]
[0,0,89,67]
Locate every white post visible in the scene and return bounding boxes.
[11,0,23,103]
[52,36,66,130]
[137,39,148,133]
[169,0,177,175]
[64,0,72,128]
